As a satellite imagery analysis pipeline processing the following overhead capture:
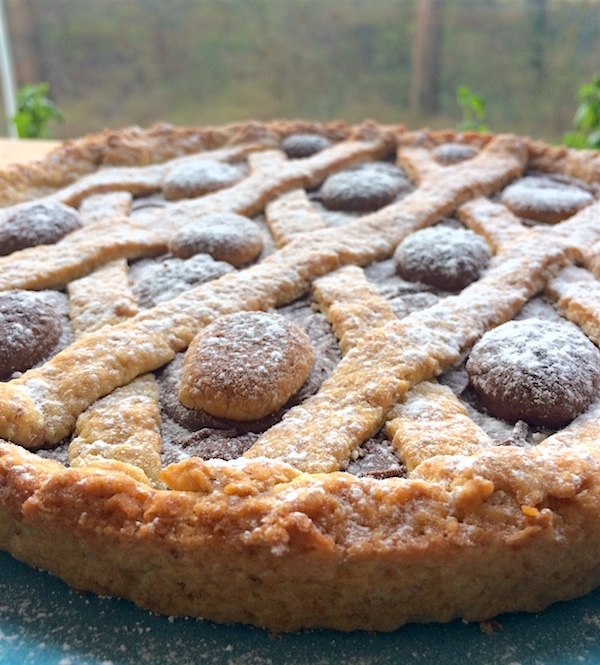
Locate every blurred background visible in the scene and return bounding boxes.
[1,0,599,143]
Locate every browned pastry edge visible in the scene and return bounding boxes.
[527,139,600,183]
[0,119,403,205]
[1,122,600,633]
[2,440,600,632]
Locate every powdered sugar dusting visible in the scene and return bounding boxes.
[163,159,245,200]
[501,175,594,223]
[179,311,313,420]
[393,225,491,292]
[168,212,264,267]
[130,254,235,308]
[467,318,600,428]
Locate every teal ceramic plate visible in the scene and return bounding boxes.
[1,549,600,665]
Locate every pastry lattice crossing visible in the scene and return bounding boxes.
[0,121,600,631]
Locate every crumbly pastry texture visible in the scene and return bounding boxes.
[1,120,600,632]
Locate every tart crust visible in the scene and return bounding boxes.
[0,121,600,632]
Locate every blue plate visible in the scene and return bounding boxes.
[2,549,600,664]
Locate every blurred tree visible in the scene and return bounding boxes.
[5,0,39,85]
[528,0,547,90]
[410,0,444,116]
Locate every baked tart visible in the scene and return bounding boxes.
[0,120,600,633]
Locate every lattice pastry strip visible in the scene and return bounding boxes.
[457,196,531,254]
[246,148,287,172]
[0,120,318,205]
[0,213,173,291]
[312,265,397,354]
[249,149,329,246]
[460,198,600,336]
[67,191,138,336]
[68,374,163,485]
[385,382,494,472]
[583,240,600,278]
[539,397,600,452]
[68,259,139,337]
[45,142,271,209]
[265,189,326,248]
[78,191,134,226]
[65,192,163,484]
[396,144,447,185]
[546,266,600,344]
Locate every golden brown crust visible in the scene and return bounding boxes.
[0,121,600,633]
[0,120,393,205]
[527,138,600,183]
[3,440,600,631]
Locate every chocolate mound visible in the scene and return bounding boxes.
[163,159,244,200]
[168,212,264,267]
[393,225,491,292]
[130,254,235,308]
[281,133,333,158]
[432,142,479,165]
[319,162,412,212]
[466,318,600,428]
[500,175,594,224]
[0,201,82,256]
[0,290,62,380]
[179,311,314,421]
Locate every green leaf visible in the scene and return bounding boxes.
[455,85,488,132]
[12,82,63,139]
[587,129,600,149]
[13,110,33,138]
[470,95,486,118]
[565,75,600,149]
[562,132,586,148]
[573,104,595,132]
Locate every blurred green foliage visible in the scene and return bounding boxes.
[13,83,63,138]
[456,86,487,132]
[563,75,600,149]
